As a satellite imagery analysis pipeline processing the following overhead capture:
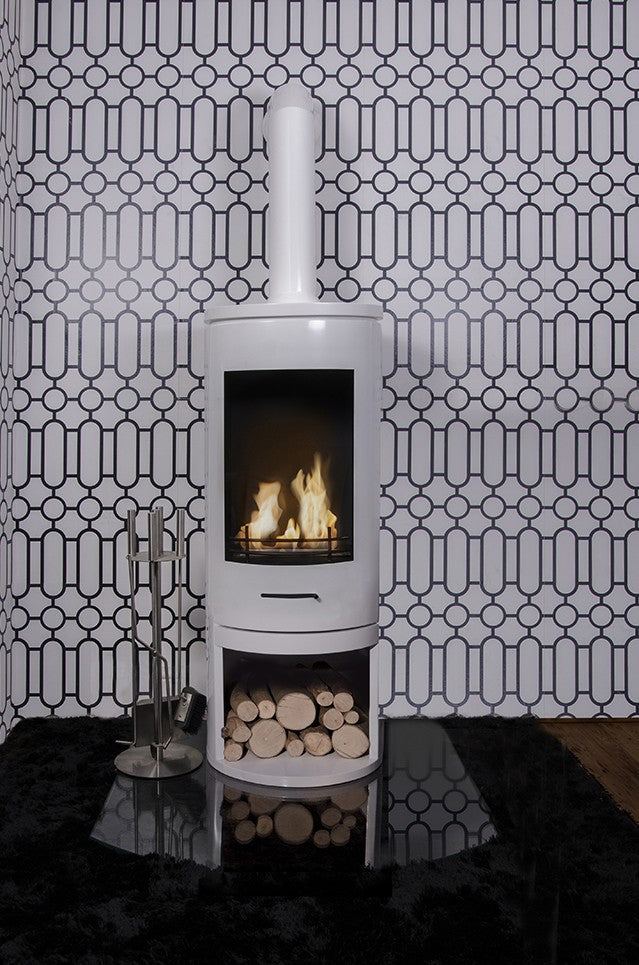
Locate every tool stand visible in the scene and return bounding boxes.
[115,507,203,779]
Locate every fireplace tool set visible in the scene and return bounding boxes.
[115,507,205,779]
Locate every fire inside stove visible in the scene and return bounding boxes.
[225,369,354,565]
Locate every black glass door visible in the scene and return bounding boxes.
[225,370,354,565]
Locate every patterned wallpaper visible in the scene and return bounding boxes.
[0,0,19,740]
[5,0,639,725]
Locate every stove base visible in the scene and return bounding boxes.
[210,742,382,789]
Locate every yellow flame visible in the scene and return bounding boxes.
[277,517,301,543]
[238,453,337,549]
[240,480,282,540]
[291,452,338,541]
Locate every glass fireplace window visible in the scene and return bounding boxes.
[225,369,354,565]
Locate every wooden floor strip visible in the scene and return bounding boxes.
[604,722,639,767]
[541,720,639,825]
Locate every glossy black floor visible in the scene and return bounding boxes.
[92,719,495,872]
[1,716,638,964]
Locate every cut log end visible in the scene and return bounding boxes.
[319,706,344,731]
[331,724,370,759]
[286,731,305,757]
[257,700,276,719]
[223,711,251,743]
[315,668,355,712]
[248,718,286,759]
[249,681,276,719]
[307,673,334,707]
[230,683,259,723]
[223,739,244,762]
[301,726,332,757]
[274,689,316,731]
[333,692,354,713]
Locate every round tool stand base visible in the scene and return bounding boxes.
[115,743,203,779]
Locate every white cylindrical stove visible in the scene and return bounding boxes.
[204,82,382,787]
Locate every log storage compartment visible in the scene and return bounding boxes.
[208,630,380,786]
[205,81,382,787]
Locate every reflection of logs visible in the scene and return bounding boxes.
[274,803,314,845]
[313,829,330,848]
[330,824,351,847]
[248,794,279,816]
[234,819,256,844]
[230,799,250,822]
[332,724,370,759]
[330,787,368,812]
[223,786,369,852]
[230,683,258,722]
[248,718,286,758]
[256,814,274,838]
[301,726,332,756]
[320,806,342,829]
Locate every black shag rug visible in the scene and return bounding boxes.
[0,716,638,965]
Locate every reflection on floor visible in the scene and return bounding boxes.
[91,719,495,873]
[384,720,495,863]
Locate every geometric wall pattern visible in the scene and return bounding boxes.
[0,0,19,741]
[5,0,639,725]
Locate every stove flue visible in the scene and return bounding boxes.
[264,80,318,303]
[205,81,383,788]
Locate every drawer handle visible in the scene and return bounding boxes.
[260,592,320,601]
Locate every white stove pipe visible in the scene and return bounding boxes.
[264,81,318,303]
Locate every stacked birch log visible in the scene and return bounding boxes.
[222,665,370,764]
[223,784,369,849]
